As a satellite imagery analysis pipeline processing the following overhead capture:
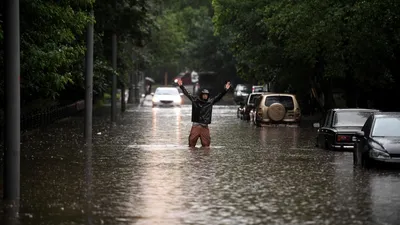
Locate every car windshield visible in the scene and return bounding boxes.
[155,88,179,95]
[240,86,250,92]
[265,96,294,110]
[333,111,374,127]
[372,117,400,137]
[249,94,262,103]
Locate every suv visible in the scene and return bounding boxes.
[237,92,264,120]
[234,84,251,104]
[253,93,301,126]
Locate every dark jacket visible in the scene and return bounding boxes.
[180,85,228,124]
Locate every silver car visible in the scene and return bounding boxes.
[152,87,183,107]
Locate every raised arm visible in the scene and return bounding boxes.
[211,82,231,105]
[178,79,195,102]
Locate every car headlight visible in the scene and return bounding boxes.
[152,97,158,102]
[173,97,181,103]
[369,148,390,159]
[369,142,390,159]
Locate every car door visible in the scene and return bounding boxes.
[355,116,373,164]
[318,110,333,148]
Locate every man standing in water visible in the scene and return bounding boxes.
[178,79,231,147]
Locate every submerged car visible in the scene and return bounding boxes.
[314,108,379,150]
[152,87,183,107]
[253,93,301,126]
[237,92,264,120]
[353,112,400,168]
[233,84,251,104]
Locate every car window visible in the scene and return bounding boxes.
[265,96,294,110]
[252,86,263,92]
[361,116,373,135]
[333,111,375,127]
[324,110,334,127]
[249,94,262,104]
[155,88,179,95]
[372,117,400,137]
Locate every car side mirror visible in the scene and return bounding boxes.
[355,131,364,137]
[180,93,184,96]
[151,92,154,96]
[313,123,320,128]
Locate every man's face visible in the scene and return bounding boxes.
[202,94,208,100]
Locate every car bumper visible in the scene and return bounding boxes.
[153,102,181,107]
[373,157,400,163]
[259,118,300,124]
[331,144,355,150]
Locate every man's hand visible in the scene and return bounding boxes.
[225,81,231,90]
[177,79,183,86]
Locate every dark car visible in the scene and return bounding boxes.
[237,92,264,120]
[353,112,400,168]
[234,84,251,104]
[314,108,380,150]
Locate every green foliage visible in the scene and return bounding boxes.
[147,0,237,83]
[213,0,400,108]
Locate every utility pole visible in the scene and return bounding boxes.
[3,0,21,202]
[111,34,117,123]
[84,9,94,144]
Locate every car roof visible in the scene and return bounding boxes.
[261,93,296,97]
[373,112,400,118]
[156,87,178,90]
[331,108,380,112]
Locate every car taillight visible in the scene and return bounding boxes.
[337,135,351,142]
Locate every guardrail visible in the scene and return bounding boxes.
[0,100,85,142]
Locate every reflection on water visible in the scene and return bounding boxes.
[1,105,400,224]
[84,144,93,225]
[370,172,400,224]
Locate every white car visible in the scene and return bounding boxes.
[152,87,183,107]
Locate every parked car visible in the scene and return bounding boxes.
[353,112,400,168]
[252,85,264,93]
[314,108,379,150]
[234,84,251,104]
[249,95,262,123]
[253,93,301,126]
[152,87,183,107]
[238,92,264,120]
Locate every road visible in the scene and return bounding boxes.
[1,99,400,225]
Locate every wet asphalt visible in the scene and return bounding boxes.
[1,97,400,225]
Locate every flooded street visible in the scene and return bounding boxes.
[1,103,400,225]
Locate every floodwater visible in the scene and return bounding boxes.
[1,100,400,225]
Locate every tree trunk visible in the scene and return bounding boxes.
[127,72,134,104]
[121,84,126,112]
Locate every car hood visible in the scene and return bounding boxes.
[373,137,400,154]
[154,95,179,101]
[334,126,363,133]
